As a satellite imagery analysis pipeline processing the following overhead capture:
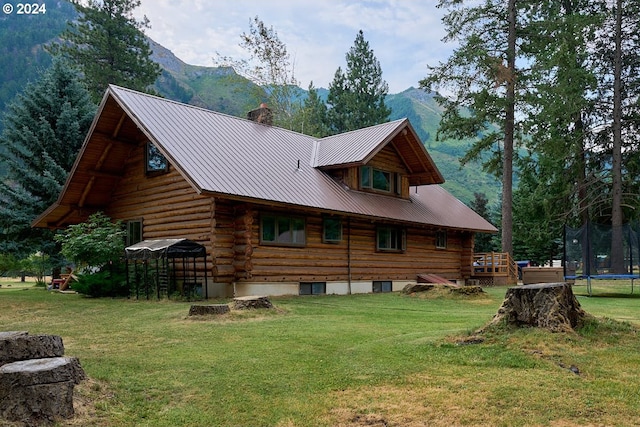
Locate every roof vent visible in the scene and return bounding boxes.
[247,103,273,125]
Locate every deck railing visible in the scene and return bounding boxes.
[473,252,518,283]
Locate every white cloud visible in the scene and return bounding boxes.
[136,0,455,93]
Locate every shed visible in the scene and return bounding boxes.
[125,239,208,299]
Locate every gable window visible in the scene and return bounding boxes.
[376,226,406,252]
[146,142,169,175]
[125,219,142,246]
[373,280,392,293]
[436,230,447,249]
[300,282,326,295]
[261,215,306,246]
[360,166,398,194]
[323,217,342,243]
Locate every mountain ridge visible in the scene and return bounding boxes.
[0,3,500,205]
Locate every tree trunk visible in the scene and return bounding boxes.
[610,0,625,274]
[501,0,517,256]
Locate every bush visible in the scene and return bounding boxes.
[73,264,128,297]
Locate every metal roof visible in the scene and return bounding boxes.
[33,86,496,233]
[125,239,206,260]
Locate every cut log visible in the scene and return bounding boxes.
[0,331,64,367]
[484,282,586,333]
[0,357,85,424]
[233,295,273,310]
[188,304,230,316]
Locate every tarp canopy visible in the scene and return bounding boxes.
[125,239,206,260]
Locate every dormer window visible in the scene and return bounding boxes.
[360,166,399,194]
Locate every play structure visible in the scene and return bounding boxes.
[563,222,640,295]
[124,239,208,300]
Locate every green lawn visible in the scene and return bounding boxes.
[1,279,639,426]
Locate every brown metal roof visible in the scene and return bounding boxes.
[34,85,496,233]
[313,119,445,185]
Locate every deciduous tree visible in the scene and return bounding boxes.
[215,16,300,129]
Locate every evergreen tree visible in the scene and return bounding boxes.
[591,0,640,272]
[469,192,498,253]
[49,0,160,102]
[327,30,390,134]
[296,82,329,137]
[513,1,601,257]
[0,58,95,257]
[421,0,523,256]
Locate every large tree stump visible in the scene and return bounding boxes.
[0,332,85,426]
[0,357,85,425]
[233,295,273,310]
[485,283,586,333]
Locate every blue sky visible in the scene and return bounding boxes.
[136,1,455,94]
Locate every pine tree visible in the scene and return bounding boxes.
[0,58,95,256]
[421,0,523,256]
[49,0,160,102]
[327,30,390,134]
[513,0,602,263]
[296,82,329,137]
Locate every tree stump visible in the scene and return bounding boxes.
[484,283,586,333]
[0,357,85,424]
[188,304,230,316]
[233,295,273,310]
[0,332,85,425]
[0,331,64,366]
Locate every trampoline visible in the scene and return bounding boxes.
[563,222,640,295]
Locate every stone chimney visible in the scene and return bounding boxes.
[247,103,273,125]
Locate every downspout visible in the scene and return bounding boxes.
[348,217,352,294]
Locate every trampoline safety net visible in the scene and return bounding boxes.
[564,223,640,278]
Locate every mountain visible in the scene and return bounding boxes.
[0,3,501,206]
[0,1,77,117]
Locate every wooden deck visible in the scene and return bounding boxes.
[472,252,518,285]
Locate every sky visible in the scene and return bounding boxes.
[135,1,455,94]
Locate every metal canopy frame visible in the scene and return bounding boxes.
[124,239,208,300]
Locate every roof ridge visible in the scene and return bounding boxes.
[108,84,318,141]
[317,118,406,142]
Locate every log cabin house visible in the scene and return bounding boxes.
[33,85,497,297]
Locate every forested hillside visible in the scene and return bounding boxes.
[0,2,501,205]
[0,1,76,119]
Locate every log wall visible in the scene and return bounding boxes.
[105,144,216,278]
[236,205,470,285]
[103,142,476,297]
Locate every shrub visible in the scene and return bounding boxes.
[73,263,128,297]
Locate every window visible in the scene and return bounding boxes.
[300,282,326,295]
[360,166,399,193]
[377,226,406,252]
[261,215,306,246]
[146,142,169,174]
[373,281,392,293]
[436,230,447,249]
[323,217,342,243]
[125,219,142,246]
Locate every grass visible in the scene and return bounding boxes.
[1,278,640,426]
